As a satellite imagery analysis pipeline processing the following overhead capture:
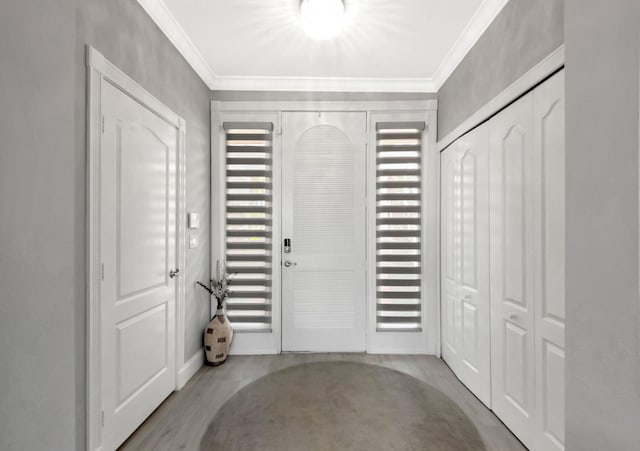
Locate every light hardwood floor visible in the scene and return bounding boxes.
[120,354,526,451]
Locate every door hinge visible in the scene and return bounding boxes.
[101,410,105,428]
[101,116,105,134]
[101,263,104,281]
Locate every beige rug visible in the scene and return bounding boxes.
[200,361,486,451]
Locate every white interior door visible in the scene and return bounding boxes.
[281,112,367,352]
[533,70,565,451]
[456,125,492,406]
[489,92,536,448]
[441,125,491,407]
[441,143,460,370]
[100,81,177,450]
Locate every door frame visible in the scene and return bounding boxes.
[86,46,186,451]
[212,100,438,356]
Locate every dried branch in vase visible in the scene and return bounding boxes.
[197,260,235,312]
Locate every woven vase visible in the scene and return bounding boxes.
[204,308,233,366]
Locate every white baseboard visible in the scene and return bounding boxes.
[367,348,433,355]
[228,331,280,355]
[177,349,204,390]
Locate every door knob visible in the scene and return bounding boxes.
[509,314,517,321]
[169,268,180,278]
[283,260,297,267]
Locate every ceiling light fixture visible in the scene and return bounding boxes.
[300,0,345,41]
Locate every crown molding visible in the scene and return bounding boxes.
[138,0,507,93]
[212,76,437,93]
[137,0,217,88]
[432,0,510,88]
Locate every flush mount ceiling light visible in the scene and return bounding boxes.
[300,0,345,41]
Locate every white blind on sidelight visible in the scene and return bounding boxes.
[224,122,273,331]
[376,122,425,331]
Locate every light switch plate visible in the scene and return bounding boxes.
[189,234,199,249]
[188,212,200,229]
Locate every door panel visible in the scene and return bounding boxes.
[490,92,536,448]
[504,321,528,412]
[116,304,168,404]
[117,125,169,297]
[101,81,177,450]
[441,124,491,407]
[503,127,526,308]
[533,70,565,451]
[461,301,478,368]
[281,112,366,352]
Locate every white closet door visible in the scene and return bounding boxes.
[281,112,367,352]
[533,71,565,451]
[441,125,491,407]
[441,143,460,371]
[456,125,491,406]
[101,82,177,450]
[489,92,537,448]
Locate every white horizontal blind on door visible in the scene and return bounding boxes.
[224,122,273,331]
[376,121,425,331]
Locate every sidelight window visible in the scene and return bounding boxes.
[224,122,274,331]
[375,122,425,331]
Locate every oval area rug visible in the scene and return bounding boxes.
[200,361,486,451]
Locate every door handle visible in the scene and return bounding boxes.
[169,268,180,278]
[283,260,297,268]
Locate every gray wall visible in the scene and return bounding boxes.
[565,1,640,449]
[0,1,211,449]
[76,0,211,362]
[212,90,436,102]
[437,0,564,139]
[0,1,78,449]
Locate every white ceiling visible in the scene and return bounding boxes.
[138,0,509,92]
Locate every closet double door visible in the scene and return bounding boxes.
[490,72,565,451]
[441,124,491,407]
[441,70,565,451]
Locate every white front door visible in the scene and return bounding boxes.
[489,92,536,448]
[281,112,367,352]
[100,81,177,450]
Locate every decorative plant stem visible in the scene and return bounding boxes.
[197,261,235,314]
